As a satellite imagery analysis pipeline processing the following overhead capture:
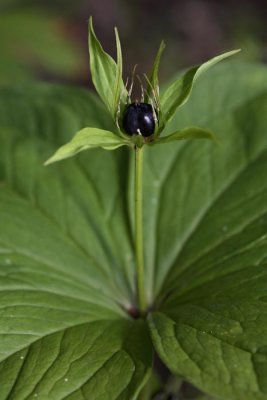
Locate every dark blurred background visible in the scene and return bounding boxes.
[1,0,267,88]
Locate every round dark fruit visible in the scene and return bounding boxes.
[122,102,156,137]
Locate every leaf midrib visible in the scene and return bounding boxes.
[156,127,267,300]
[0,185,128,308]
[0,318,127,366]
[3,184,110,280]
[151,314,264,397]
[167,149,267,286]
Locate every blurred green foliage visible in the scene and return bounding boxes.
[0,8,84,84]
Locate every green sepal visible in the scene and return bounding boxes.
[113,27,124,118]
[153,127,218,145]
[145,40,166,104]
[160,49,241,124]
[89,17,127,118]
[44,127,128,165]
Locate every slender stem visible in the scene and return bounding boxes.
[138,381,151,400]
[135,145,146,314]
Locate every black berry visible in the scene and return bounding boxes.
[122,102,156,137]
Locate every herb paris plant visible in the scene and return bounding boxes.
[1,17,267,400]
[46,18,239,317]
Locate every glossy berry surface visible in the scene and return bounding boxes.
[122,102,156,137]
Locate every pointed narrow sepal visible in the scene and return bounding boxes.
[113,27,127,119]
[145,40,166,104]
[160,49,241,124]
[44,127,128,165]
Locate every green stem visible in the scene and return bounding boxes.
[138,382,151,400]
[135,146,146,314]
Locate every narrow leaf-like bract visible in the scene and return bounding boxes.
[145,40,166,103]
[89,17,126,117]
[154,127,217,145]
[160,49,241,123]
[45,127,127,165]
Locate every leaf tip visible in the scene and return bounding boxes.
[231,48,242,56]
[43,149,66,166]
[43,155,55,166]
[88,16,95,37]
[43,160,51,167]
[114,27,121,53]
[160,40,166,50]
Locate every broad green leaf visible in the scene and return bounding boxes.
[154,126,217,145]
[45,127,128,165]
[0,84,152,398]
[160,50,240,124]
[139,62,267,302]
[89,17,127,118]
[142,62,267,398]
[0,315,151,399]
[149,266,267,399]
[2,61,267,399]
[0,83,132,306]
[145,40,166,103]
